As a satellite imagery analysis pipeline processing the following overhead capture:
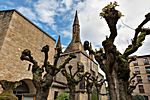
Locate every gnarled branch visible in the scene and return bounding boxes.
[100,2,122,43]
[128,73,139,94]
[84,41,108,73]
[123,13,150,58]
[56,53,76,74]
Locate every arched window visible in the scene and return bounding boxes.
[13,81,29,100]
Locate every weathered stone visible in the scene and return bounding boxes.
[0,10,55,95]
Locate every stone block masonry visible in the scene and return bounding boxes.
[0,10,55,81]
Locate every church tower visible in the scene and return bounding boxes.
[64,11,84,53]
[53,11,105,100]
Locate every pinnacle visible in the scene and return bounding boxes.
[56,35,62,49]
[73,10,79,26]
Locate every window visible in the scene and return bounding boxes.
[80,79,85,89]
[136,76,142,83]
[54,91,58,100]
[13,81,30,100]
[145,66,150,74]
[134,67,140,74]
[133,61,138,66]
[24,96,35,100]
[138,85,145,93]
[147,75,150,81]
[144,95,149,100]
[143,58,149,65]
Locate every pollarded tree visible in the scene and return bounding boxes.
[92,76,105,100]
[20,44,76,100]
[84,73,105,100]
[61,61,88,100]
[84,2,150,100]
[84,73,93,100]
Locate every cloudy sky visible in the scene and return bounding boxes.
[0,0,150,56]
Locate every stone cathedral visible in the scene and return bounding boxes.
[0,10,106,100]
[50,11,103,100]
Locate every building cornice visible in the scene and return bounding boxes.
[0,9,56,42]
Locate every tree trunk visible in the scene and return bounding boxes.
[36,88,49,100]
[87,92,91,100]
[102,35,132,100]
[96,88,100,100]
[107,72,132,100]
[69,87,76,100]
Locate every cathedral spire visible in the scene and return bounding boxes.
[73,10,80,42]
[73,10,79,26]
[64,11,83,53]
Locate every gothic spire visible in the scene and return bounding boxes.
[72,10,80,42]
[73,10,79,26]
[64,11,83,53]
[55,35,62,53]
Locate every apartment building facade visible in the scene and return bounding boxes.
[130,55,150,100]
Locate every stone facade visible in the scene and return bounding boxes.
[0,11,13,50]
[0,10,107,100]
[130,55,150,100]
[0,10,55,97]
[49,11,107,100]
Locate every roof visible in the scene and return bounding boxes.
[0,9,55,42]
[130,54,150,58]
[137,54,150,58]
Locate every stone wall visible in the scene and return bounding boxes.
[0,10,13,50]
[0,10,55,82]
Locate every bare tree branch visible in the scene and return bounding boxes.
[123,13,150,58]
[55,53,76,74]
[133,13,150,44]
[41,45,49,67]
[84,41,109,73]
[53,47,62,68]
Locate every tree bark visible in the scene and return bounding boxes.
[87,86,92,100]
[87,92,91,100]
[102,27,131,100]
[106,72,132,100]
[36,88,49,100]
[33,77,53,100]
[96,88,100,100]
[69,87,76,100]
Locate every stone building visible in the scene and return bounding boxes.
[130,55,150,100]
[0,10,106,100]
[50,11,105,100]
[0,10,56,99]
